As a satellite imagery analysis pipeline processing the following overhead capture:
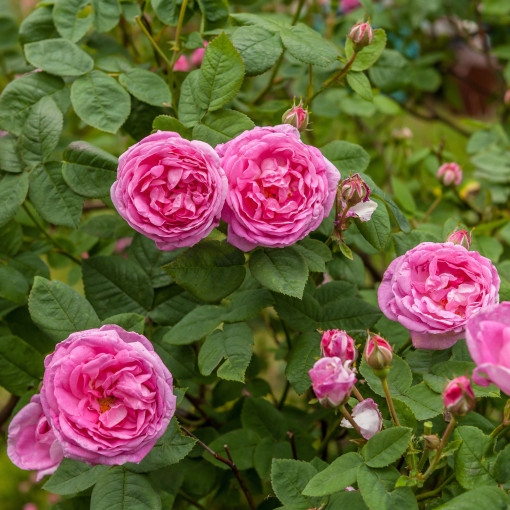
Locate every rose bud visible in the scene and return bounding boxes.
[340,398,382,439]
[424,434,440,450]
[364,334,393,371]
[447,228,471,249]
[504,89,510,106]
[282,99,309,131]
[349,21,374,52]
[437,162,462,187]
[309,357,357,407]
[174,55,191,72]
[391,127,413,140]
[443,376,476,417]
[320,329,357,362]
[338,173,378,222]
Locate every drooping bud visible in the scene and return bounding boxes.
[447,228,471,249]
[349,21,374,52]
[443,376,476,417]
[282,99,309,131]
[437,162,462,187]
[364,333,393,372]
[320,329,358,363]
[309,357,357,408]
[340,398,382,439]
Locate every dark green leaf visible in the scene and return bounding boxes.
[362,427,412,468]
[0,135,23,173]
[43,460,109,495]
[242,397,287,440]
[320,140,370,174]
[192,110,255,146]
[360,356,413,398]
[434,487,509,510]
[222,288,273,323]
[294,239,332,273]
[205,429,259,470]
[0,173,29,228]
[92,0,121,32]
[285,330,321,394]
[101,313,145,334]
[355,198,391,251]
[178,70,205,127]
[197,0,229,31]
[119,69,172,107]
[19,6,56,45]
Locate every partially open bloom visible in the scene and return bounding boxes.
[437,162,462,187]
[309,357,356,407]
[7,394,63,481]
[111,131,227,251]
[465,302,510,395]
[282,99,309,131]
[364,334,393,370]
[443,376,476,417]
[378,242,500,350]
[349,21,374,51]
[341,398,382,439]
[40,325,176,465]
[320,329,357,362]
[216,125,340,251]
[338,173,378,222]
[447,228,471,249]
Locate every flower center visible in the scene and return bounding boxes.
[98,396,116,414]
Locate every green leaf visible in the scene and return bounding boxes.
[162,305,225,345]
[347,72,373,101]
[320,140,370,174]
[24,39,94,77]
[293,239,332,273]
[82,257,154,319]
[29,276,101,341]
[28,162,84,228]
[435,487,509,510]
[249,247,309,299]
[154,342,197,382]
[61,141,118,198]
[152,115,192,139]
[101,313,145,334]
[232,26,283,76]
[271,459,320,509]
[0,221,23,257]
[0,135,23,173]
[360,355,413,398]
[197,33,245,112]
[0,173,29,228]
[19,6,56,45]
[197,0,229,31]
[0,334,44,395]
[319,298,381,330]
[494,443,510,483]
[53,0,93,42]
[327,491,369,510]
[0,72,69,135]
[285,330,321,394]
[302,452,363,496]
[346,29,387,71]
[0,265,28,304]
[391,176,416,214]
[355,198,391,251]
[92,0,121,32]
[362,427,412,468]
[454,426,498,489]
[192,110,255,146]
[198,322,254,382]
[43,460,109,495]
[127,419,196,473]
[178,70,205,127]
[242,397,287,440]
[205,428,259,470]
[369,50,410,92]
[394,384,443,420]
[119,68,172,107]
[71,70,131,133]
[151,0,192,26]
[254,438,293,480]
[222,288,273,323]
[90,468,161,510]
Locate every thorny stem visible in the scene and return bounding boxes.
[352,386,365,402]
[380,377,401,427]
[135,16,173,70]
[490,421,510,439]
[169,0,190,69]
[422,418,457,480]
[416,472,456,501]
[318,414,344,454]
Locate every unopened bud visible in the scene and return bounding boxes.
[340,173,370,207]
[424,434,440,450]
[443,376,476,417]
[437,162,462,187]
[320,329,358,363]
[391,127,413,140]
[364,334,393,372]
[349,22,374,52]
[447,228,471,249]
[282,99,309,131]
[504,89,510,106]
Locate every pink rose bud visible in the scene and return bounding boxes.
[340,398,382,439]
[504,89,510,105]
[320,329,358,362]
[443,376,475,417]
[309,357,357,407]
[173,54,191,72]
[447,228,471,249]
[364,334,393,371]
[340,173,370,206]
[349,21,374,51]
[190,41,208,67]
[7,394,63,481]
[340,0,361,13]
[282,99,309,131]
[437,162,462,187]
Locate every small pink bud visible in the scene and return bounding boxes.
[340,173,370,207]
[437,162,462,187]
[443,376,475,417]
[349,21,374,51]
[174,55,191,72]
[190,41,208,67]
[340,0,361,13]
[320,329,358,362]
[364,334,393,371]
[391,127,413,140]
[340,398,382,439]
[282,99,309,131]
[504,89,510,105]
[309,357,357,407]
[447,228,471,249]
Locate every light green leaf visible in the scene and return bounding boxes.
[0,173,29,228]
[92,0,121,32]
[320,140,370,174]
[435,487,509,510]
[362,427,412,468]
[355,198,391,251]
[0,135,23,173]
[152,115,192,139]
[178,70,205,127]
[119,68,172,107]
[53,0,93,42]
[347,72,373,101]
[360,355,413,398]
[192,109,255,146]
[43,460,109,495]
[395,384,443,420]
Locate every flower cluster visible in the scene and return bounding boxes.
[8,326,176,479]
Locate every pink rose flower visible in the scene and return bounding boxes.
[40,325,176,465]
[443,376,475,417]
[378,242,500,350]
[7,394,63,481]
[174,55,191,72]
[437,162,462,186]
[465,302,510,395]
[320,329,357,362]
[341,398,382,439]
[111,131,227,251]
[309,357,356,407]
[216,125,340,251]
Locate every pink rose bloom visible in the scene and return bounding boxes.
[216,125,340,251]
[40,325,176,465]
[341,398,382,439]
[174,55,190,72]
[309,357,356,407]
[378,242,500,350]
[320,329,357,362]
[190,42,208,67]
[466,302,510,395]
[437,162,462,186]
[7,394,63,481]
[111,131,227,251]
[443,376,475,416]
[340,0,361,13]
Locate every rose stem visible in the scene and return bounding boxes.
[422,417,457,480]
[134,16,172,70]
[352,386,365,402]
[287,431,298,459]
[416,472,456,501]
[340,404,364,437]
[169,0,189,69]
[178,491,206,510]
[380,376,401,427]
